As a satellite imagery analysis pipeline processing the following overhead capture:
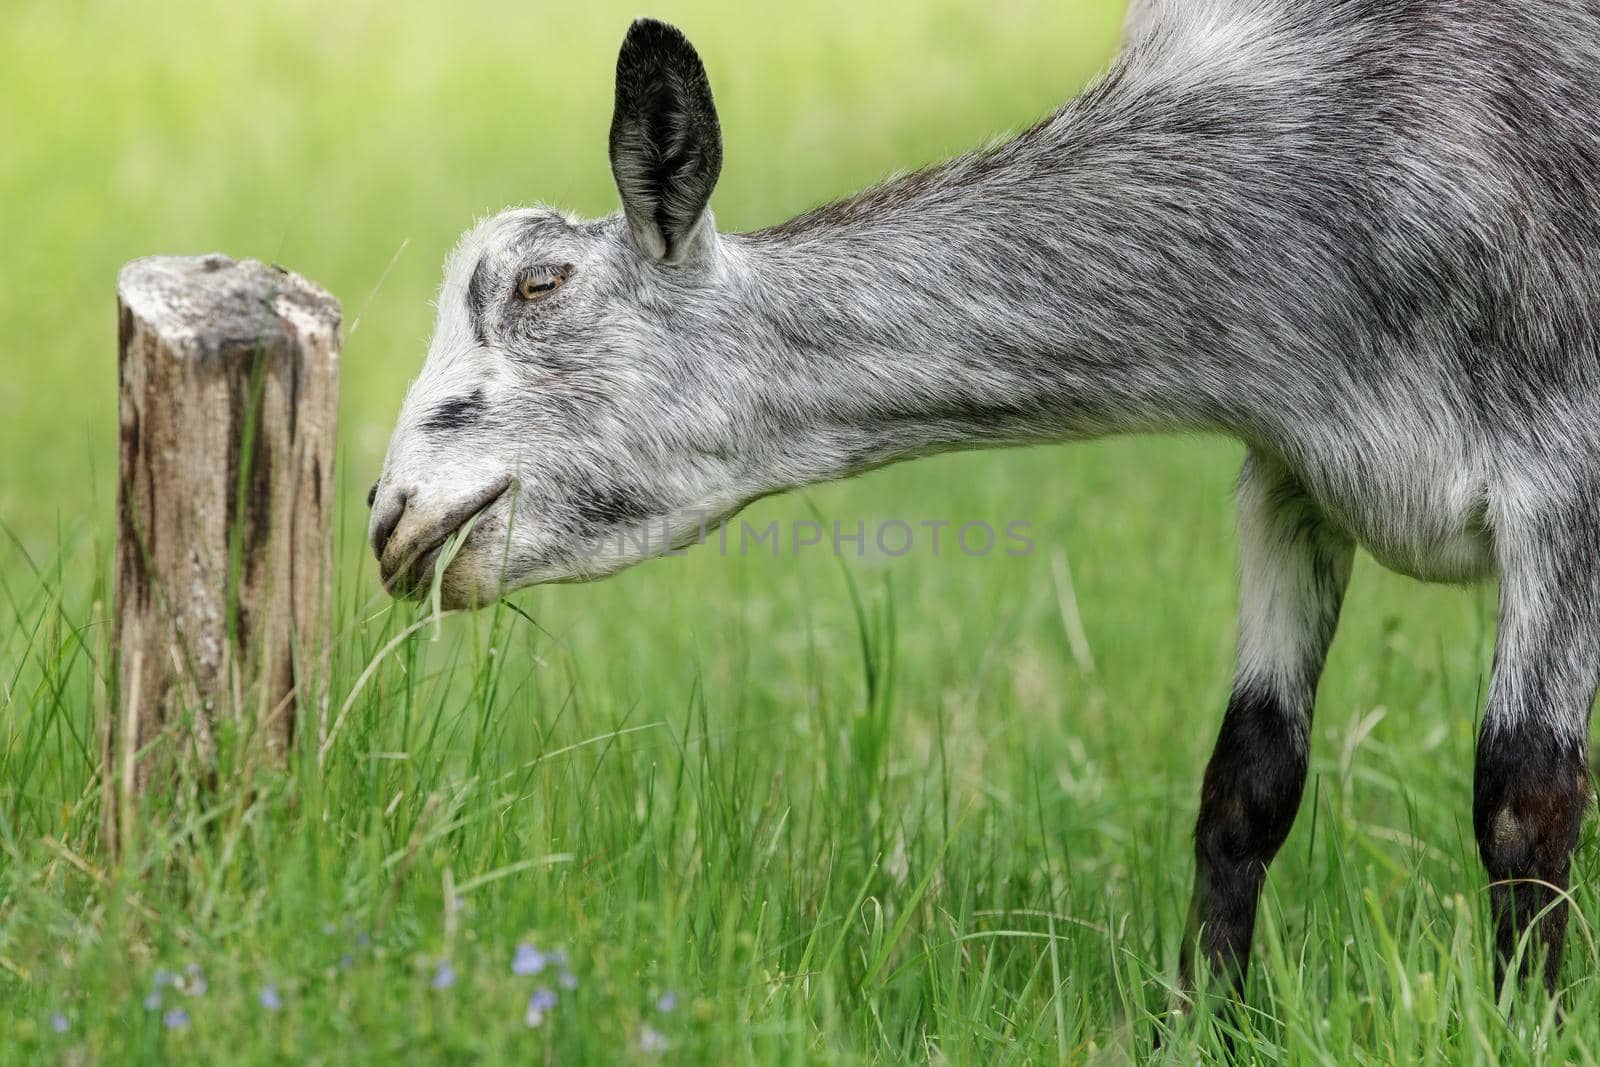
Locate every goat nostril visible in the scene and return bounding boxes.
[366,482,378,509]
[371,489,409,562]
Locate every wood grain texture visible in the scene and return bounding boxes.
[108,254,340,854]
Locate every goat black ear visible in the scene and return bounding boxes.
[609,19,723,263]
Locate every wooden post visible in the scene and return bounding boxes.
[108,254,340,855]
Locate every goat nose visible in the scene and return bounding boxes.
[369,486,409,562]
[366,481,379,509]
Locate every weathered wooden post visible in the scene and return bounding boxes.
[108,254,340,855]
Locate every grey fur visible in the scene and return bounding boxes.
[372,4,1600,995]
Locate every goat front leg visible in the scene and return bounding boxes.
[1475,522,1600,993]
[1180,453,1353,994]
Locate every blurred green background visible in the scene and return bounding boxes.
[3,1,1565,1063]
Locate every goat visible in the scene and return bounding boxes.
[369,3,1600,1000]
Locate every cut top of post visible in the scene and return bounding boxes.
[117,254,341,356]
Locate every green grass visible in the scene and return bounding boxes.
[2,1,1598,1062]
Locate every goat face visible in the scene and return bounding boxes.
[370,19,743,606]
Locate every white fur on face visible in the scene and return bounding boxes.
[370,207,762,604]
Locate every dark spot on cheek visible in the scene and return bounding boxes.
[422,388,488,434]
[571,484,661,530]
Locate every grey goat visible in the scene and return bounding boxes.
[371,2,1600,998]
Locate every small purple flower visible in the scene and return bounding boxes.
[558,968,579,991]
[638,1024,670,1054]
[143,991,163,1012]
[655,992,679,1014]
[546,949,570,968]
[523,987,557,1027]
[49,1012,70,1034]
[152,969,176,989]
[512,943,546,976]
[259,984,283,1012]
[163,1007,190,1030]
[431,960,457,990]
[338,953,354,971]
[356,932,372,950]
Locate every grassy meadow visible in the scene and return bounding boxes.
[2,1,1594,1062]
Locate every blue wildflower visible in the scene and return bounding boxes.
[259,984,283,1012]
[152,969,176,988]
[143,991,163,1012]
[524,988,557,1028]
[655,992,678,1014]
[558,967,579,991]
[512,943,546,976]
[431,960,457,990]
[49,1012,70,1034]
[163,1007,190,1030]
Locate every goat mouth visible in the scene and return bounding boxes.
[381,476,514,599]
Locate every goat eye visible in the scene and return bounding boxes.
[517,271,565,300]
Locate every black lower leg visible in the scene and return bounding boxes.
[1181,683,1309,992]
[1474,725,1588,992]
